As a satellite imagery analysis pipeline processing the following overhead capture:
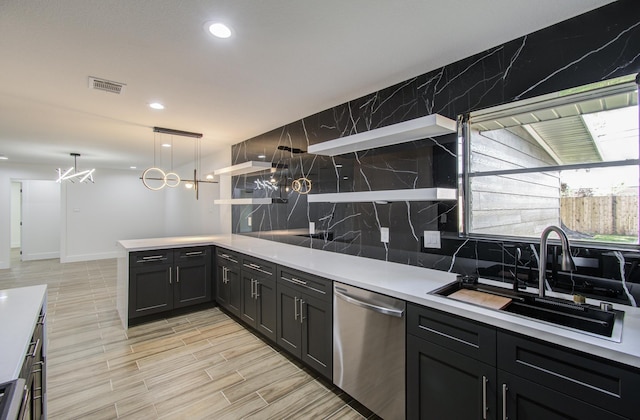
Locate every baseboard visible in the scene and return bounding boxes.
[61,251,120,263]
[21,251,60,261]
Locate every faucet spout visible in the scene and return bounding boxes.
[539,226,576,298]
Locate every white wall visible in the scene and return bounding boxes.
[10,182,21,248]
[0,147,232,268]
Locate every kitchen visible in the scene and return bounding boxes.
[1,0,640,419]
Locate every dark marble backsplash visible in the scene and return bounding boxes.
[230,0,640,305]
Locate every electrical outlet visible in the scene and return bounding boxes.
[247,216,252,227]
[423,230,441,249]
[309,222,315,234]
[380,227,389,243]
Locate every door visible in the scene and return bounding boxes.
[129,264,173,318]
[407,335,497,420]
[21,180,60,261]
[276,282,302,358]
[216,263,230,307]
[256,276,277,343]
[498,370,625,420]
[301,291,332,379]
[240,272,258,326]
[173,248,211,308]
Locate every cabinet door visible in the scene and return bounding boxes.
[407,334,497,420]
[174,247,212,308]
[216,263,230,308]
[226,264,242,318]
[498,370,625,420]
[276,282,302,358]
[129,264,173,318]
[300,291,332,380]
[256,276,277,343]
[240,272,258,327]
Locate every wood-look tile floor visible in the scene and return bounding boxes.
[0,250,378,419]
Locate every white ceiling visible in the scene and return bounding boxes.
[0,0,615,171]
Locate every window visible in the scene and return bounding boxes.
[459,74,639,246]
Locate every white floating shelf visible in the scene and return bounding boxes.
[307,188,457,203]
[213,161,273,176]
[214,197,288,205]
[308,114,456,156]
[214,198,273,205]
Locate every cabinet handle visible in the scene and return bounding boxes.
[37,312,46,325]
[185,251,203,256]
[482,376,488,420]
[250,279,255,298]
[220,253,238,263]
[138,255,167,263]
[255,280,260,299]
[31,338,40,358]
[169,267,172,284]
[176,266,180,283]
[299,299,305,324]
[502,383,508,420]
[294,296,299,320]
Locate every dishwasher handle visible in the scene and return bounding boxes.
[335,289,404,317]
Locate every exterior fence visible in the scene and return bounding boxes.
[561,195,638,237]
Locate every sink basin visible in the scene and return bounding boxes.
[431,278,624,342]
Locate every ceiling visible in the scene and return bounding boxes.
[0,0,615,171]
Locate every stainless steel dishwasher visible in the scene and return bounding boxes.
[333,282,406,420]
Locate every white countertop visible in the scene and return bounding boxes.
[118,234,640,369]
[0,285,47,383]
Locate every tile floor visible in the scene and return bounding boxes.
[0,250,378,419]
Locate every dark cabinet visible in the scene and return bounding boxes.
[215,248,241,318]
[407,303,640,420]
[276,266,332,380]
[498,370,625,420]
[129,246,212,320]
[240,255,277,342]
[173,247,212,308]
[497,331,639,420]
[19,304,46,420]
[407,303,497,420]
[129,249,173,318]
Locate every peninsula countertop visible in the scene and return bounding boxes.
[0,285,47,383]
[117,234,640,369]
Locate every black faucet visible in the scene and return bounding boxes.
[513,247,525,291]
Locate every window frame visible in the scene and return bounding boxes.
[458,75,640,250]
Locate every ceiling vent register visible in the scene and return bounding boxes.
[88,76,126,94]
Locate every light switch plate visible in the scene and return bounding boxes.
[380,227,389,243]
[423,230,441,248]
[309,222,315,234]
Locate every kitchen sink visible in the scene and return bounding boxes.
[431,277,624,342]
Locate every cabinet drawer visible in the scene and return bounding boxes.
[175,246,211,262]
[130,249,173,265]
[277,266,331,301]
[216,248,240,266]
[241,255,275,279]
[407,303,496,365]
[498,331,640,419]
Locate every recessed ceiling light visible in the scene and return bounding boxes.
[130,166,137,169]
[0,155,8,160]
[257,154,266,159]
[207,22,232,39]
[162,143,171,148]
[149,102,165,110]
[206,174,214,180]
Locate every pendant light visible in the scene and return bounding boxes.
[56,153,95,183]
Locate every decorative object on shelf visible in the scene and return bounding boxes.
[56,153,95,183]
[308,114,456,156]
[292,177,312,194]
[140,127,217,199]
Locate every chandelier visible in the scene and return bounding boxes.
[140,127,216,199]
[56,153,95,183]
